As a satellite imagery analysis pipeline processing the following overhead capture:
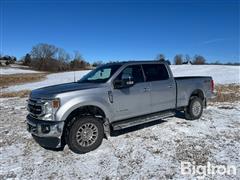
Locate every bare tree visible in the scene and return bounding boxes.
[29,43,90,72]
[73,51,83,61]
[192,55,206,65]
[57,48,70,62]
[174,54,183,65]
[30,43,58,71]
[70,51,87,70]
[56,48,71,71]
[31,43,58,60]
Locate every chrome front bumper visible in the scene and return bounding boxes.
[26,114,64,149]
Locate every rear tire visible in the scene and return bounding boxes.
[185,97,203,120]
[67,116,104,154]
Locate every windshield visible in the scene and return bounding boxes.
[78,64,121,83]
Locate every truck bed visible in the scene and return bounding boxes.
[175,76,213,108]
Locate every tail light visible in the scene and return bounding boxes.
[211,79,214,92]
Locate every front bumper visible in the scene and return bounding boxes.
[26,114,64,149]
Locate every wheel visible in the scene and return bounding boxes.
[66,116,104,154]
[185,97,203,120]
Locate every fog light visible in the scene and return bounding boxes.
[41,125,50,134]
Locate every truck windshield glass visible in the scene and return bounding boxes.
[78,64,121,83]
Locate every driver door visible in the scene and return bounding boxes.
[112,65,151,121]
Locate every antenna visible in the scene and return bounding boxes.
[74,71,76,82]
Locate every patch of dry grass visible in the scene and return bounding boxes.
[0,90,30,98]
[211,84,240,102]
[0,73,47,88]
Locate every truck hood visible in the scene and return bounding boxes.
[30,82,102,99]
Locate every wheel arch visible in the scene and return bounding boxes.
[185,90,204,120]
[187,89,206,107]
[190,89,205,100]
[61,104,110,146]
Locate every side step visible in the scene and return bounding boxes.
[111,110,175,131]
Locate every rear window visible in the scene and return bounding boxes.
[142,64,169,81]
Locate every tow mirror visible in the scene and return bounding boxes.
[114,74,135,89]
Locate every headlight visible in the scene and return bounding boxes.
[42,99,61,121]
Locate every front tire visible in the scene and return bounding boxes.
[67,117,104,154]
[185,97,203,120]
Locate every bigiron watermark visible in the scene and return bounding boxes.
[181,161,237,177]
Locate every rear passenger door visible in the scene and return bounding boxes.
[142,64,176,112]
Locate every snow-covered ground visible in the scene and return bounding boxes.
[0,98,239,179]
[0,66,41,75]
[171,65,240,84]
[2,65,240,92]
[0,64,239,179]
[2,70,90,92]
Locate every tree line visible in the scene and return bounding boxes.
[1,43,239,71]
[156,53,207,65]
[21,43,91,72]
[155,53,240,65]
[19,43,219,71]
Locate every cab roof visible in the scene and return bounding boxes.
[105,60,167,66]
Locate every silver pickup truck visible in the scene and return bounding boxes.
[26,61,214,153]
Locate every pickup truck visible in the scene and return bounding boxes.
[26,61,214,154]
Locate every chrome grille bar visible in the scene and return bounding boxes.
[27,99,44,116]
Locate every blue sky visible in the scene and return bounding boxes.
[0,0,239,63]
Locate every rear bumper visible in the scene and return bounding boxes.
[26,114,64,149]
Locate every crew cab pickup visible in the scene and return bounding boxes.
[26,61,214,153]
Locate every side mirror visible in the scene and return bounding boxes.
[114,74,135,89]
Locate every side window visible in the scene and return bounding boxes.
[115,65,144,83]
[142,64,169,81]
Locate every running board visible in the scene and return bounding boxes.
[112,110,175,130]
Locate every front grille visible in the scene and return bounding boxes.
[28,99,43,116]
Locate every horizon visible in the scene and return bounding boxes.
[0,0,239,63]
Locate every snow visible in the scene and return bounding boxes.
[0,67,41,75]
[0,98,239,179]
[1,64,240,179]
[171,65,240,84]
[2,70,90,92]
[1,65,239,93]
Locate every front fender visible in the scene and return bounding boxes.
[55,96,113,121]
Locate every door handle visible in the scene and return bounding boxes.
[144,87,150,92]
[168,85,173,88]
